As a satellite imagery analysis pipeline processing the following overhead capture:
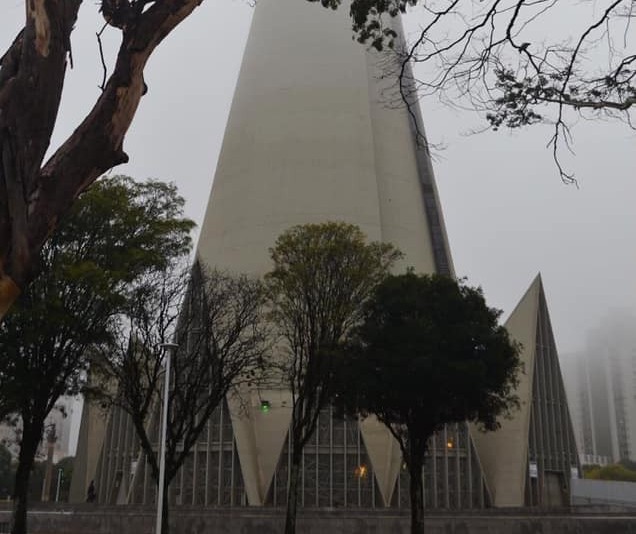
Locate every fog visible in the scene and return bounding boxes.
[1,0,634,358]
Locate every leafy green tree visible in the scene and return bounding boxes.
[0,175,194,534]
[335,272,522,534]
[265,222,401,534]
[94,260,268,534]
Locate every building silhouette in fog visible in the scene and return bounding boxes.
[563,313,636,464]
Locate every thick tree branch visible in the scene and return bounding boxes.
[0,0,204,320]
[354,0,635,182]
[0,0,80,318]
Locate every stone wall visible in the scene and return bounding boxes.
[1,505,635,534]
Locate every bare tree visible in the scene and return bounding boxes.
[338,0,635,181]
[94,260,268,534]
[265,222,401,534]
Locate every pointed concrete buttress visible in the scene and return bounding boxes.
[471,275,541,506]
[227,388,293,505]
[360,416,403,506]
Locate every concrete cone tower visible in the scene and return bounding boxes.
[196,1,452,277]
[78,0,493,510]
[195,0,464,508]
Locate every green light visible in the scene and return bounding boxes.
[260,400,271,413]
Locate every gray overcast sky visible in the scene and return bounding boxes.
[2,1,634,354]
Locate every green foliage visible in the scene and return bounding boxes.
[0,452,72,502]
[266,221,401,534]
[0,175,195,413]
[620,459,636,472]
[584,463,636,483]
[266,221,401,418]
[337,272,522,437]
[0,445,50,502]
[311,0,417,49]
[486,68,546,130]
[51,176,194,283]
[0,175,194,532]
[334,272,522,534]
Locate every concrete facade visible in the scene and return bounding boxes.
[471,277,540,507]
[472,276,580,507]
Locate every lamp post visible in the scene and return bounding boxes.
[156,342,178,534]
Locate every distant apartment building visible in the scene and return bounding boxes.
[562,313,636,464]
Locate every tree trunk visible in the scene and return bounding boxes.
[11,424,42,534]
[161,487,170,534]
[408,450,425,534]
[284,444,303,534]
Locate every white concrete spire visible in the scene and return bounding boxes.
[196,0,454,504]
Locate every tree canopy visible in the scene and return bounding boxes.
[0,175,194,534]
[335,272,522,534]
[266,221,401,534]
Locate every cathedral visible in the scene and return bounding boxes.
[71,0,579,511]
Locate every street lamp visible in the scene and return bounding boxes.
[156,342,178,534]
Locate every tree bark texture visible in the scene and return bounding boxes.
[408,455,425,534]
[405,431,429,534]
[11,420,44,534]
[0,0,204,319]
[284,444,303,534]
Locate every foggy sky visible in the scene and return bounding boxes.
[1,0,634,354]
